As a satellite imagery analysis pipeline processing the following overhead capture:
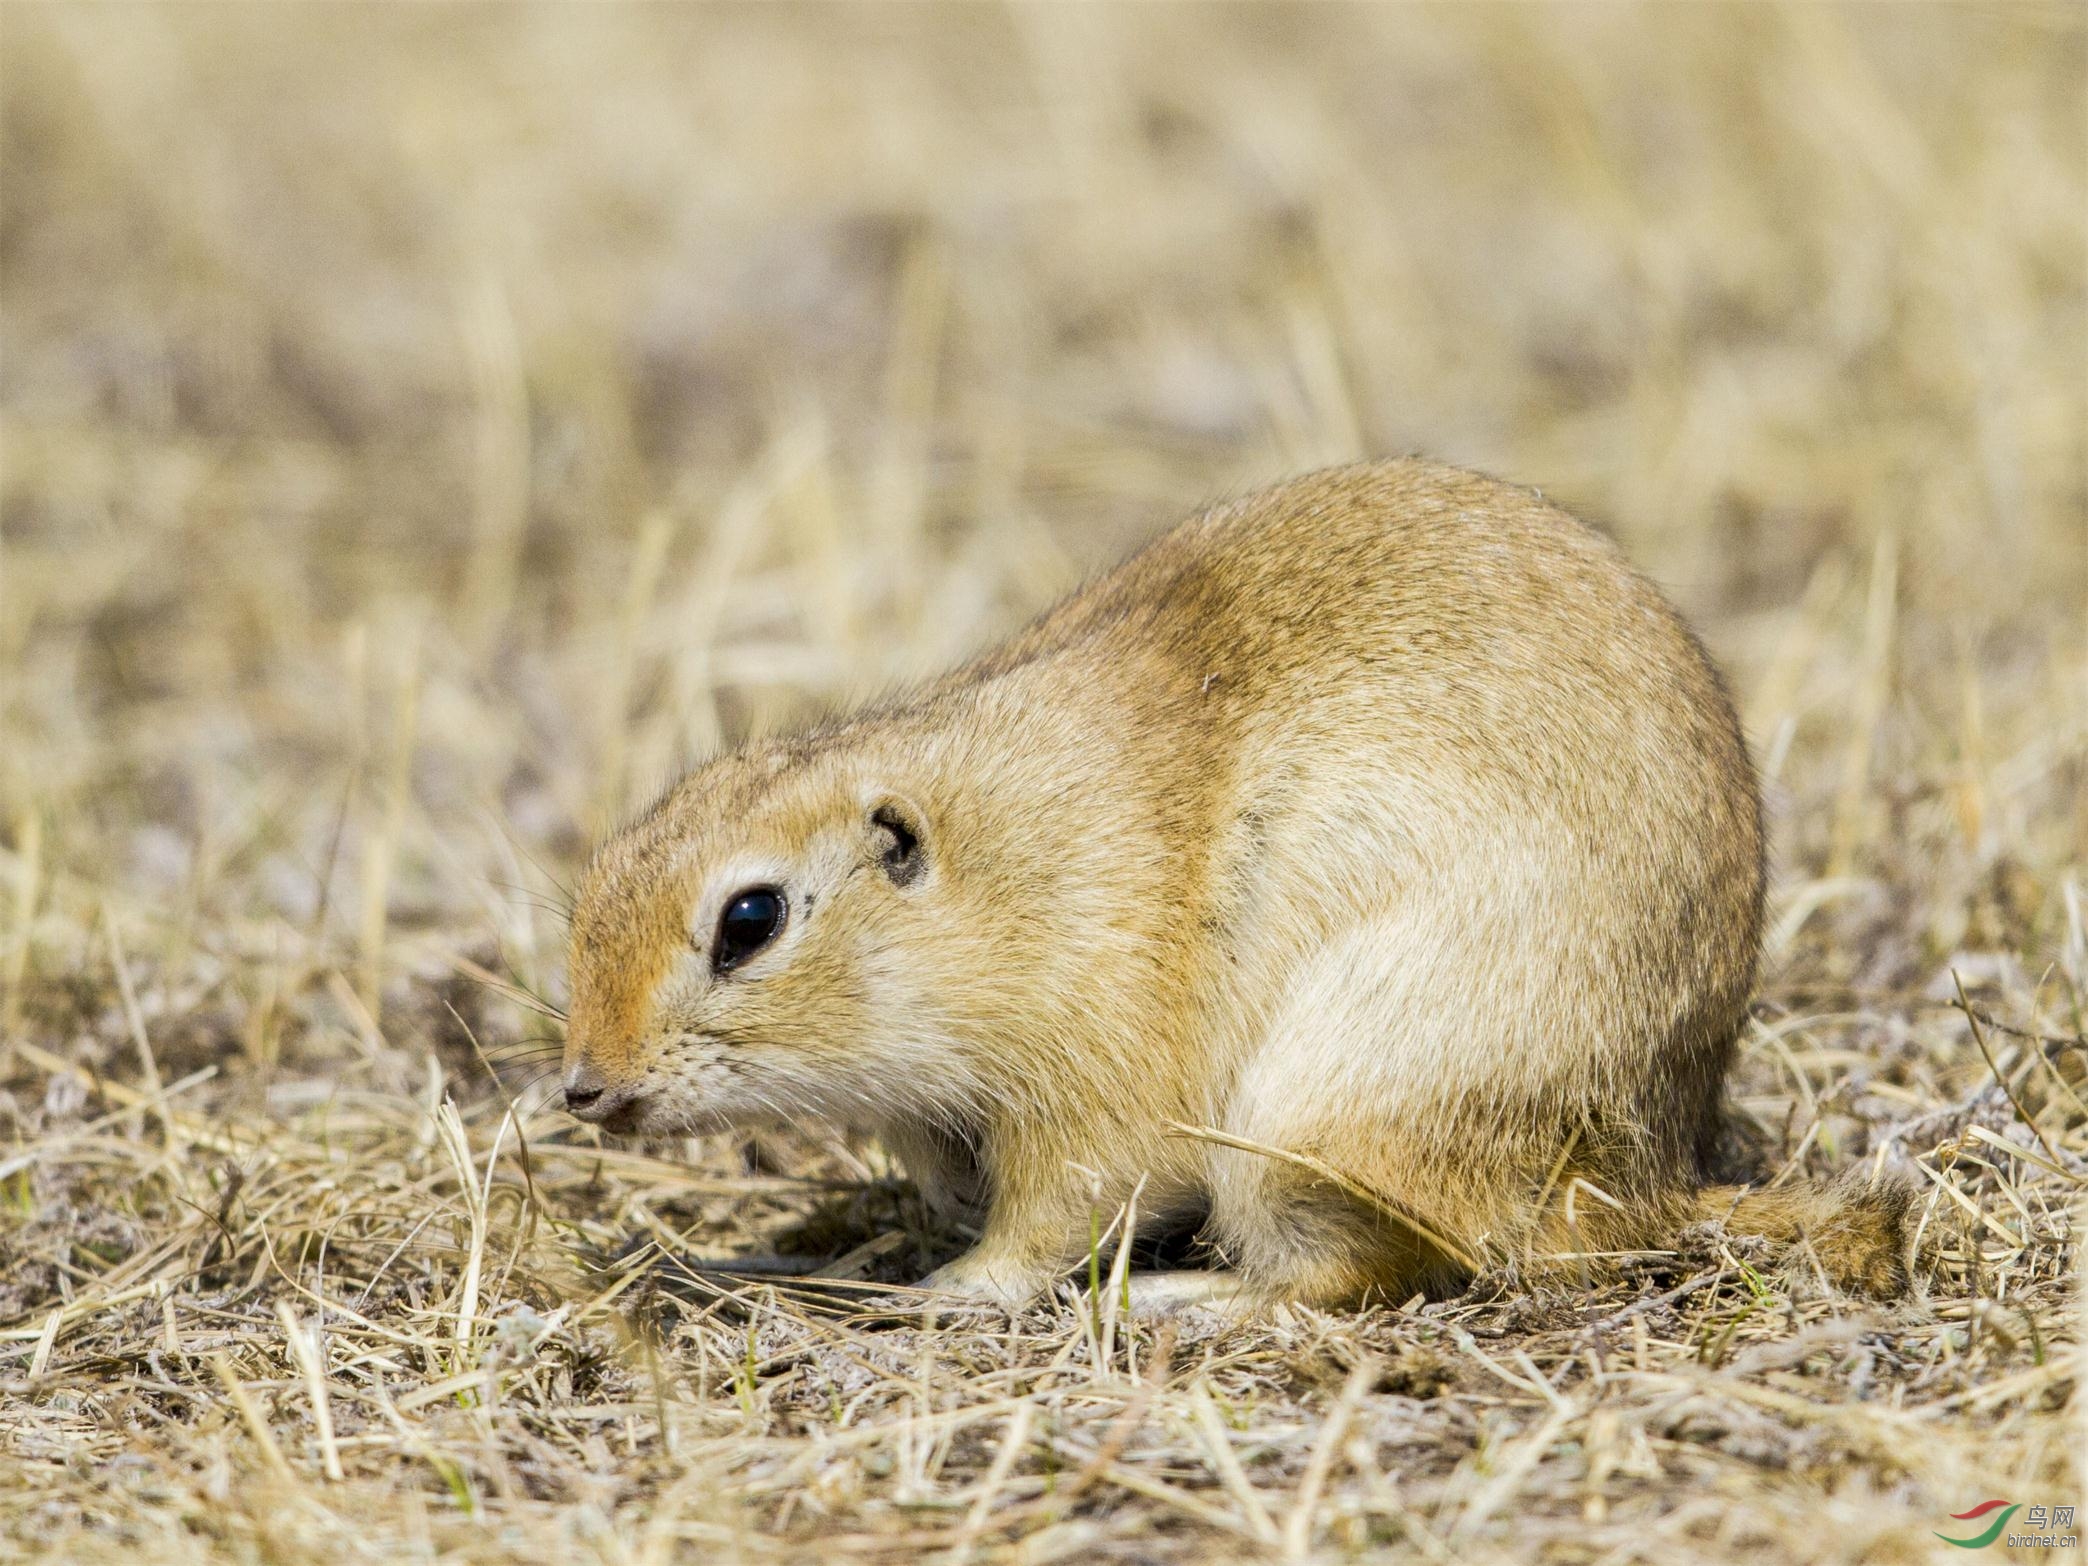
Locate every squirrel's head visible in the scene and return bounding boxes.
[560,741,954,1137]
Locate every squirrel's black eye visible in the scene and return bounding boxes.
[713,887,786,973]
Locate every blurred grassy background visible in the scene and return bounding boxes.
[5,7,2080,938]
[1,5,2085,1560]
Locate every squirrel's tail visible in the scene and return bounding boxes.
[1694,1176,1913,1296]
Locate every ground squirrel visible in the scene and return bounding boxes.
[560,460,1908,1310]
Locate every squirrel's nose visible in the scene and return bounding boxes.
[563,1062,641,1122]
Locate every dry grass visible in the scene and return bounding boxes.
[2,4,2085,1561]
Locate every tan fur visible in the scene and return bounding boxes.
[1695,1181,1912,1297]
[562,460,1905,1308]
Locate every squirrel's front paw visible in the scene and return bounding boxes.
[917,1251,1055,1310]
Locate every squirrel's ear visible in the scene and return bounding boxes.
[867,796,927,888]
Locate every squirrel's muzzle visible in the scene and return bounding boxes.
[563,1061,648,1126]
